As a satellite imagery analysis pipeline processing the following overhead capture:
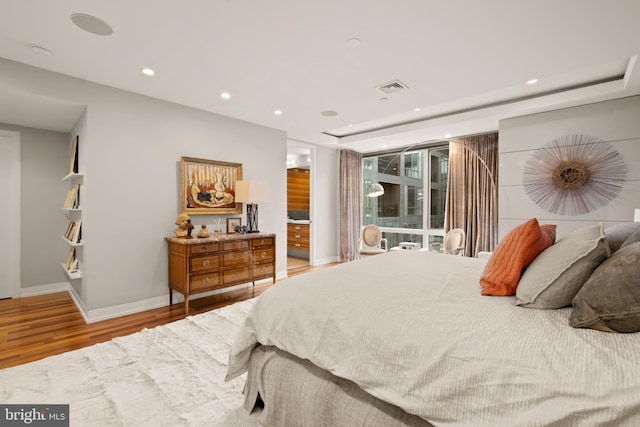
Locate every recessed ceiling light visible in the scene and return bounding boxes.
[445,134,452,138]
[70,13,113,36]
[220,91,231,100]
[30,45,51,56]
[414,107,421,112]
[527,78,538,85]
[321,110,338,117]
[141,68,155,76]
[274,109,283,116]
[345,37,362,48]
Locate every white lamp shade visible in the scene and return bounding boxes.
[634,208,640,222]
[235,180,268,203]
[367,183,384,197]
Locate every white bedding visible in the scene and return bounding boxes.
[227,250,640,426]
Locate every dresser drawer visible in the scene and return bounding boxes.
[252,262,274,278]
[222,267,250,284]
[252,236,274,247]
[223,240,249,251]
[287,240,310,251]
[287,224,310,236]
[190,272,220,291]
[190,242,220,255]
[190,254,220,272]
[223,250,250,267]
[252,247,274,262]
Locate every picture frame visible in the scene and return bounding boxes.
[179,156,243,215]
[226,217,242,234]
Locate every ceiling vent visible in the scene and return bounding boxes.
[376,80,409,94]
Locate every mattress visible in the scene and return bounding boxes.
[227,250,640,426]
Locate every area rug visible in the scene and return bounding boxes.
[0,298,260,426]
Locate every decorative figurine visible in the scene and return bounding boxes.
[214,218,222,235]
[185,219,194,238]
[173,213,192,237]
[197,224,210,238]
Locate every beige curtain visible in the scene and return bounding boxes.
[339,149,363,262]
[445,133,498,256]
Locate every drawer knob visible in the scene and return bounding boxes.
[295,243,301,247]
[295,235,301,238]
[261,251,266,258]
[202,246,207,251]
[260,239,265,244]
[234,255,239,260]
[203,259,210,267]
[202,277,209,285]
[295,226,301,230]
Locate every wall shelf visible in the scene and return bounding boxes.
[62,172,84,183]
[60,263,81,280]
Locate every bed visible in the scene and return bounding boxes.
[226,222,640,426]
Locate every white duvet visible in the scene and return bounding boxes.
[227,250,640,427]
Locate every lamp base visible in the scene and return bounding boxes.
[246,203,260,233]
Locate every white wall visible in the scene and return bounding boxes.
[1,58,323,318]
[312,144,340,265]
[498,96,640,239]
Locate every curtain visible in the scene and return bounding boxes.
[339,149,363,262]
[445,133,498,256]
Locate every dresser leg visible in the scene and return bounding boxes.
[169,288,173,306]
[184,295,189,315]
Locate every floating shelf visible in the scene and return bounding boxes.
[62,236,83,247]
[62,172,84,183]
[60,263,81,280]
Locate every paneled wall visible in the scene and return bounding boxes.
[498,96,640,240]
[287,168,310,211]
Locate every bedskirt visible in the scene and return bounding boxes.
[243,345,434,427]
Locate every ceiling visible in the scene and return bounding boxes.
[1,1,640,153]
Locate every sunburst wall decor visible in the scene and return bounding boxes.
[522,134,627,216]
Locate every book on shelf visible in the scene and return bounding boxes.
[64,219,82,243]
[64,221,75,240]
[63,184,80,209]
[68,135,79,174]
[69,258,79,273]
[65,247,76,270]
[71,219,82,243]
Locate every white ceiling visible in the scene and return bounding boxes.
[1,0,640,153]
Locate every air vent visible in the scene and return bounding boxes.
[376,80,409,94]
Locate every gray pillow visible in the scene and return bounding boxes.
[569,242,640,333]
[621,229,640,249]
[515,223,609,309]
[604,222,640,253]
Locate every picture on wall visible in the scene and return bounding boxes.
[180,156,243,215]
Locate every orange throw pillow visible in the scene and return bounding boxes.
[479,219,556,296]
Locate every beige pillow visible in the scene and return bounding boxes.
[570,242,640,333]
[515,223,609,309]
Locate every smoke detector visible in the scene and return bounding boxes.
[375,80,409,94]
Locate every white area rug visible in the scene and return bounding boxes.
[0,299,260,426]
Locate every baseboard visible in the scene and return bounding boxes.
[313,256,340,266]
[82,294,169,323]
[19,281,70,297]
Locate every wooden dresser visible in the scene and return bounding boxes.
[287,223,310,253]
[166,233,275,314]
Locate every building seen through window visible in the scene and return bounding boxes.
[363,145,448,250]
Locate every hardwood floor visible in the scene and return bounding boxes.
[0,261,337,370]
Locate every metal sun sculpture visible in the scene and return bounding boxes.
[523,134,627,216]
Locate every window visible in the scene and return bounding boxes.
[363,145,448,250]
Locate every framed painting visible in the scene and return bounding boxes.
[180,156,243,215]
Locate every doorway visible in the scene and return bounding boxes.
[287,140,313,271]
[0,129,20,299]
